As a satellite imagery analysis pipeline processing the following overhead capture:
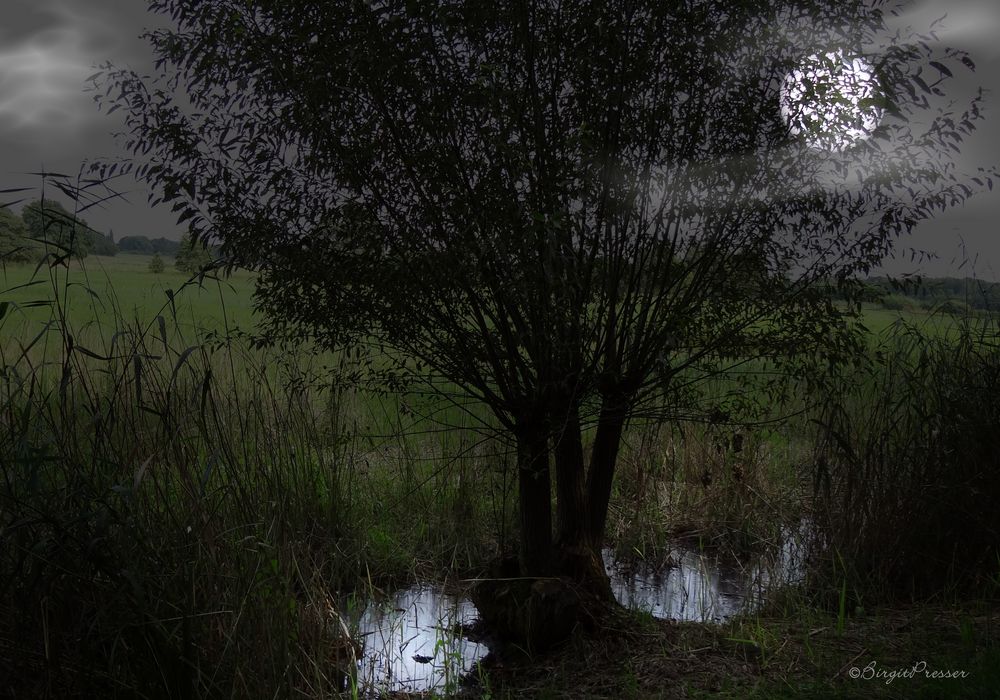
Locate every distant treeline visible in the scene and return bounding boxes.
[118,236,181,255]
[825,276,1000,312]
[0,200,181,262]
[1,200,114,261]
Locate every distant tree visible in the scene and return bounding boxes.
[174,233,213,273]
[0,207,41,263]
[97,0,994,639]
[148,253,165,273]
[880,294,909,311]
[89,232,119,257]
[150,237,181,255]
[119,235,155,254]
[21,200,100,259]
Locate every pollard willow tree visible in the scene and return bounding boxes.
[95,0,990,598]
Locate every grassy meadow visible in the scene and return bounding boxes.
[1,253,998,698]
[1,253,258,354]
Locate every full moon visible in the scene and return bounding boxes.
[780,50,884,151]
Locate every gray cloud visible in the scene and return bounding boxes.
[0,0,173,236]
[886,0,1000,60]
[0,26,97,135]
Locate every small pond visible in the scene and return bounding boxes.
[344,584,487,694]
[343,525,809,695]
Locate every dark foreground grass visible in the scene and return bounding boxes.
[477,602,999,699]
[0,261,512,697]
[807,311,1000,605]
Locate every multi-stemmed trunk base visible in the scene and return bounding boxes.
[469,544,616,653]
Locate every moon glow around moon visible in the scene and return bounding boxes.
[780,50,885,151]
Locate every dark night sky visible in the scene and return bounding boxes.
[1,1,998,278]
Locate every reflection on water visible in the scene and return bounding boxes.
[603,523,808,623]
[346,524,808,694]
[345,585,488,695]
[745,518,811,602]
[605,548,748,622]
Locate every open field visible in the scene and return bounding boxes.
[0,254,975,357]
[1,254,259,346]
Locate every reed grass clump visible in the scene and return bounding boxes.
[607,420,808,563]
[810,310,1000,604]
[0,310,355,696]
[0,260,506,697]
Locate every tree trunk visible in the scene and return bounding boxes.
[515,422,553,576]
[472,411,617,651]
[585,391,629,545]
[553,406,588,548]
[552,403,615,604]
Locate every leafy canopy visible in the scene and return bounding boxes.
[148,253,166,273]
[93,0,993,430]
[174,233,213,274]
[0,207,41,264]
[21,200,117,259]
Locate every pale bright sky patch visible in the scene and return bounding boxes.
[884,0,1000,60]
[0,27,97,134]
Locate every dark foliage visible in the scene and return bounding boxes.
[0,207,41,263]
[119,234,182,255]
[118,234,155,253]
[21,199,118,259]
[174,232,214,273]
[813,314,1000,600]
[91,0,993,596]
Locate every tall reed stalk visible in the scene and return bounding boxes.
[810,309,1000,604]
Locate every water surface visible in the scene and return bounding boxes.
[347,526,808,694]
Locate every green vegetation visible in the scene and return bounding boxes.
[148,252,166,273]
[0,202,185,265]
[865,275,1000,312]
[21,199,116,258]
[92,2,991,649]
[810,313,1000,602]
[482,604,1000,698]
[3,0,997,694]
[174,233,214,274]
[1,255,996,698]
[0,206,42,263]
[0,257,504,697]
[1,255,258,361]
[119,234,182,255]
